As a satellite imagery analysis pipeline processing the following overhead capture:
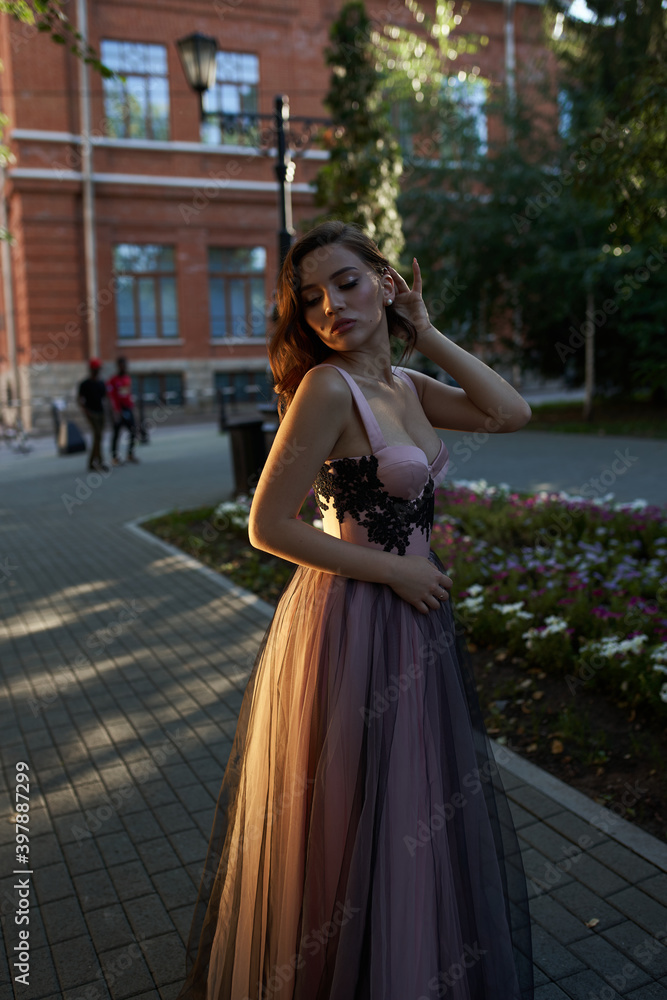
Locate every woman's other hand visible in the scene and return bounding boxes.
[385,258,431,338]
[388,555,453,614]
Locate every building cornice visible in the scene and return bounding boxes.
[9,129,329,160]
[7,167,315,193]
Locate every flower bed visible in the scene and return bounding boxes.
[143,481,667,840]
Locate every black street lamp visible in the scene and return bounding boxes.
[176,31,330,269]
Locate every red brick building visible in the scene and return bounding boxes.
[0,0,552,432]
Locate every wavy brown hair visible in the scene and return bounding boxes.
[269,221,418,419]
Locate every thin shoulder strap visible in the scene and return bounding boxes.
[394,367,420,399]
[314,363,387,452]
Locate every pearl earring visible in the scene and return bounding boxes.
[387,298,393,305]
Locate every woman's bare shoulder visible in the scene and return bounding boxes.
[295,364,352,406]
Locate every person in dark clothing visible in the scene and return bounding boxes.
[106,356,139,465]
[77,359,109,471]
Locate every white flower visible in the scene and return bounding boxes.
[458,596,484,613]
[522,616,569,641]
[649,645,667,663]
[466,584,485,597]
[492,601,527,614]
[581,634,649,660]
[214,499,251,530]
[614,499,648,511]
[660,682,667,704]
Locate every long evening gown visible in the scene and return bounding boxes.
[177,363,534,1000]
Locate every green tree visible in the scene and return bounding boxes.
[378,0,667,409]
[307,0,404,262]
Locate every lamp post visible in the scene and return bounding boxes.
[176,31,330,269]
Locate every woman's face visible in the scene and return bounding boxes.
[297,244,394,354]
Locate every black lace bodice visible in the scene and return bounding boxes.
[313,455,435,557]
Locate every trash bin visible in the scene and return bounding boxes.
[257,401,279,456]
[52,398,87,455]
[225,416,266,497]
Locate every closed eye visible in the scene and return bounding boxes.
[303,280,358,307]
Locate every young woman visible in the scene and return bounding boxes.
[177,221,535,1000]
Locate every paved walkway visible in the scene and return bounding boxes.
[1,422,667,1000]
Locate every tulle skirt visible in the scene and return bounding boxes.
[177,550,534,1000]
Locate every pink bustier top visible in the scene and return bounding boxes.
[312,364,449,558]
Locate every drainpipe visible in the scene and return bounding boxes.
[0,164,20,421]
[77,0,99,359]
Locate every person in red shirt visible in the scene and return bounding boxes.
[106,356,139,465]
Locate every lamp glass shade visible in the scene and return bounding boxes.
[176,32,218,93]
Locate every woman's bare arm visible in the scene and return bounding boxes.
[248,366,451,613]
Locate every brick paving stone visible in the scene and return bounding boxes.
[107,860,155,902]
[601,923,667,978]
[62,837,105,875]
[154,803,198,837]
[50,935,101,990]
[521,845,577,897]
[566,854,631,897]
[61,982,112,1000]
[637,875,667,908]
[551,882,626,931]
[85,904,137,952]
[135,838,182,876]
[158,984,185,1000]
[120,809,164,844]
[95,942,155,999]
[167,828,208,867]
[140,932,186,988]
[556,970,624,999]
[529,894,595,946]
[589,841,659,884]
[151,869,198,911]
[30,832,65,868]
[32,861,75,905]
[534,986,573,1000]
[531,925,588,979]
[508,800,538,830]
[73,869,121,912]
[533,964,552,987]
[625,986,667,1000]
[569,934,652,991]
[41,895,89,945]
[169,904,196,945]
[95,832,141,868]
[606,888,667,936]
[174,783,214,815]
[124,895,177,941]
[12,946,61,999]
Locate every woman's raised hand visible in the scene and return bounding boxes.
[386,259,431,337]
[388,554,453,615]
